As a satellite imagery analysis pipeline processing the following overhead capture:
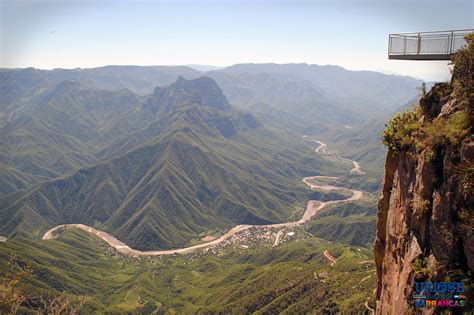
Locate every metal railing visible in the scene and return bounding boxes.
[388,29,473,60]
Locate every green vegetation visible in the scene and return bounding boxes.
[382,105,421,152]
[451,33,474,105]
[306,215,375,249]
[306,194,377,248]
[0,77,347,251]
[338,173,382,194]
[323,114,401,186]
[308,188,353,202]
[423,110,469,148]
[456,164,474,200]
[413,256,431,281]
[383,33,473,157]
[0,230,375,313]
[299,174,378,249]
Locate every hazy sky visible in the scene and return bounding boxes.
[1,0,472,81]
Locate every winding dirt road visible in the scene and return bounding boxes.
[314,140,327,153]
[323,250,338,266]
[365,301,375,314]
[42,141,364,257]
[350,161,363,174]
[312,139,364,174]
[272,230,284,247]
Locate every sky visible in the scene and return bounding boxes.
[1,0,473,81]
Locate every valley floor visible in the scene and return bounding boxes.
[41,160,363,256]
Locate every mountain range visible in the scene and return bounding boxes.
[0,75,345,250]
[0,64,423,250]
[1,65,423,186]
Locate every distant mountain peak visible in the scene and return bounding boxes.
[171,76,229,107]
[145,76,229,113]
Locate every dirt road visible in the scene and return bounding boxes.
[309,137,365,174]
[323,250,338,266]
[350,161,363,174]
[272,230,284,247]
[314,140,327,153]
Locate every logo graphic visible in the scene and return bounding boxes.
[412,282,466,308]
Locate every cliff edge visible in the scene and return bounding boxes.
[375,34,473,314]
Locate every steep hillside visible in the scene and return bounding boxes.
[321,97,419,182]
[0,75,258,195]
[0,65,421,197]
[205,64,422,165]
[208,63,421,123]
[0,77,343,250]
[0,81,145,193]
[375,35,473,314]
[1,63,422,136]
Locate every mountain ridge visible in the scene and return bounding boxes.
[0,76,344,250]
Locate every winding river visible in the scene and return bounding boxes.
[41,140,364,257]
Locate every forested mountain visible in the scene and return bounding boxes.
[0,76,344,250]
[0,64,422,190]
[0,82,144,194]
[322,97,419,178]
[206,63,421,129]
[1,63,421,129]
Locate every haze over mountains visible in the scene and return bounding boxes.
[0,64,422,250]
[1,64,420,170]
[1,63,421,124]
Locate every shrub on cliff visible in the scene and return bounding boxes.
[411,194,430,214]
[413,256,431,280]
[382,106,421,152]
[451,33,473,104]
[423,110,469,149]
[451,32,474,129]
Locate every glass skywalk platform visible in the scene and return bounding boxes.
[388,29,473,60]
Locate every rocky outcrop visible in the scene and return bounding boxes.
[142,76,260,139]
[144,76,230,113]
[375,83,473,314]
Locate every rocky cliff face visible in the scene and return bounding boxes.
[375,35,473,314]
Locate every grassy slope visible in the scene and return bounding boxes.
[0,229,375,314]
[318,200,376,250]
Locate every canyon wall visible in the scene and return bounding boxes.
[375,35,473,314]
